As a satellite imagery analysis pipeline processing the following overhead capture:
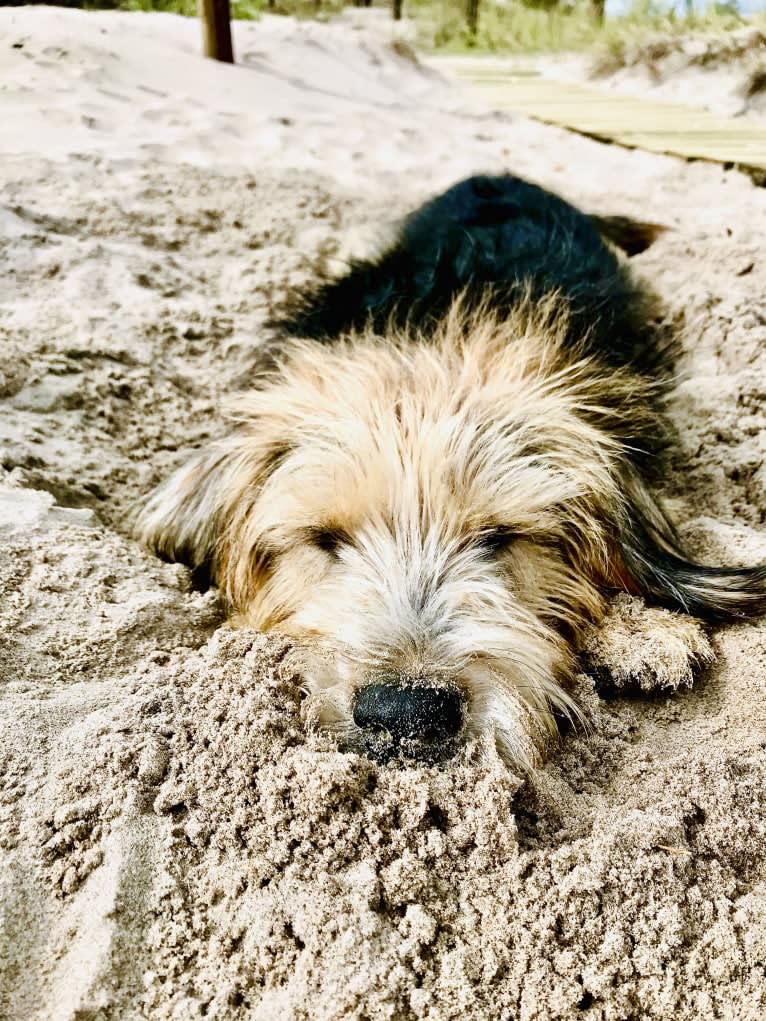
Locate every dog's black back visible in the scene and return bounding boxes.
[277,174,671,377]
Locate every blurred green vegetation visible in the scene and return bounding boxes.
[83,0,344,15]
[411,0,764,53]
[58,0,766,56]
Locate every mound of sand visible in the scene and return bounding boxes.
[501,25,766,124]
[588,25,766,122]
[1,8,766,1020]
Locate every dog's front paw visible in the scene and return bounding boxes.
[581,594,714,694]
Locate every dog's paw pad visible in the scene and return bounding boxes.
[581,594,714,693]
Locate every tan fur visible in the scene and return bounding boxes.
[137,297,676,768]
[581,594,714,693]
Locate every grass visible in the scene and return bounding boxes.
[64,0,766,57]
[121,0,257,16]
[410,0,766,55]
[589,1,766,73]
[112,0,345,16]
[410,0,601,53]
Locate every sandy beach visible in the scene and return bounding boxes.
[518,25,766,123]
[1,8,766,1020]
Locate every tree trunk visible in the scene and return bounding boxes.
[591,0,605,24]
[466,0,480,37]
[198,0,234,64]
[393,0,403,18]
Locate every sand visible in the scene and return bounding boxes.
[588,26,766,122]
[526,26,766,123]
[1,8,766,1021]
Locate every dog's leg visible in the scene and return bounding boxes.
[580,594,714,694]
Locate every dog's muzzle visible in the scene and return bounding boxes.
[352,680,464,763]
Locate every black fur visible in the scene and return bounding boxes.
[276,173,674,378]
[617,482,766,622]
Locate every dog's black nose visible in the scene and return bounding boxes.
[353,682,463,762]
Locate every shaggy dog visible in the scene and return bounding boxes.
[138,175,766,768]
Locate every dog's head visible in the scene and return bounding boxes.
[137,302,765,768]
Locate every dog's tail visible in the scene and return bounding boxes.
[616,472,766,623]
[589,215,668,257]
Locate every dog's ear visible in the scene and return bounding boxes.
[609,472,766,622]
[136,442,236,589]
[136,422,292,596]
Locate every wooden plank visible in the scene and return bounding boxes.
[428,56,766,181]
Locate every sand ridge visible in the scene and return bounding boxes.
[1,9,766,1020]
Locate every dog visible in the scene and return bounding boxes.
[137,174,766,769]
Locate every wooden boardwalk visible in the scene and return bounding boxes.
[428,56,766,184]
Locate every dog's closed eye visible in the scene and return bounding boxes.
[473,526,522,558]
[305,524,355,559]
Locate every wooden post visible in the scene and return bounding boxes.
[199,0,234,64]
